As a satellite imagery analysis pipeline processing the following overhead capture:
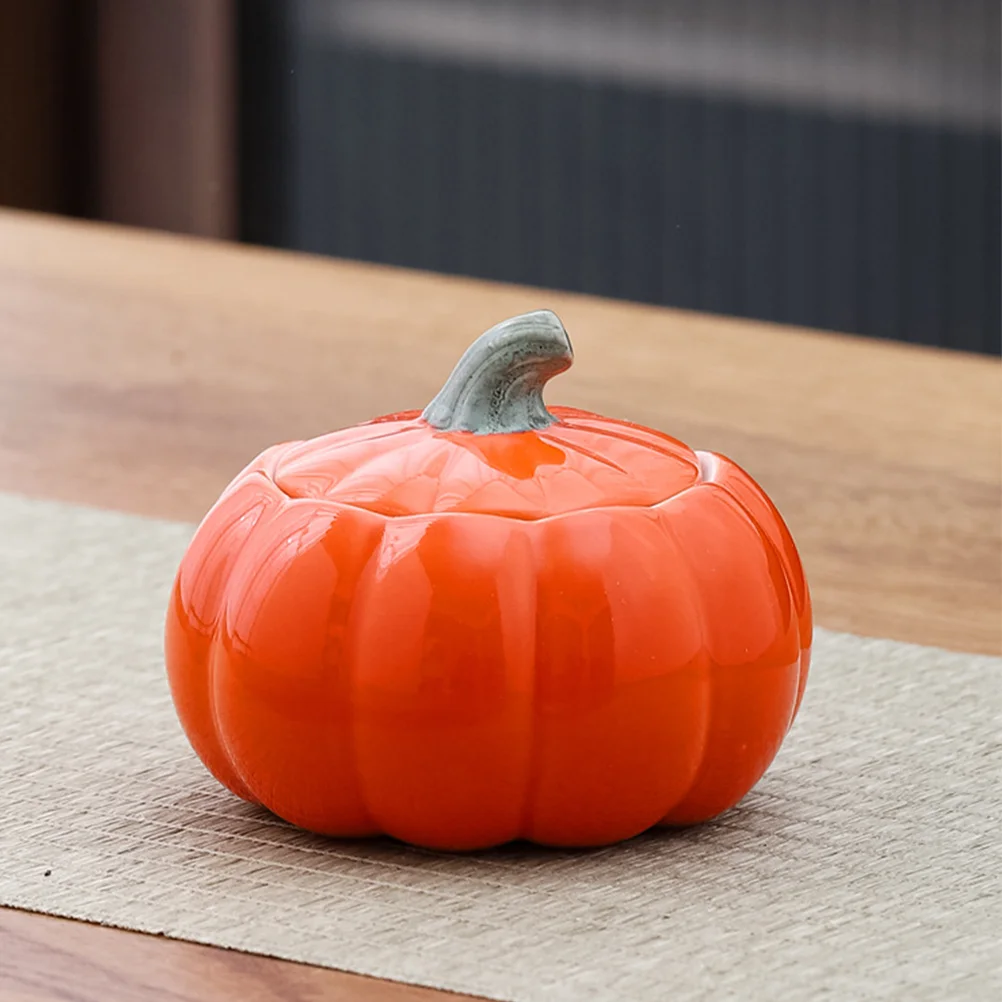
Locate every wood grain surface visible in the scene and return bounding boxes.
[0,908,455,1002]
[0,208,999,1001]
[93,0,236,238]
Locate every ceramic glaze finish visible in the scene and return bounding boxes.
[165,311,812,851]
[270,408,701,520]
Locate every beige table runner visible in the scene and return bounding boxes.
[1,491,999,1001]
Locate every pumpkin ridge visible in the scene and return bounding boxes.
[651,504,712,823]
[275,425,427,491]
[659,482,803,824]
[341,518,388,838]
[284,419,421,460]
[275,410,701,519]
[697,451,811,722]
[314,435,436,502]
[542,431,632,476]
[516,527,543,841]
[204,613,255,801]
[711,485,803,735]
[552,412,698,464]
[266,484,712,524]
[204,480,294,807]
[167,471,285,804]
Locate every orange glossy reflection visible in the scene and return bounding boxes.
[165,313,811,850]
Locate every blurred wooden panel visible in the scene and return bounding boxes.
[0,0,85,213]
[94,0,236,237]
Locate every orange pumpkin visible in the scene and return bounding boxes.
[165,311,811,850]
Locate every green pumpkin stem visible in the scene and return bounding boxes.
[422,310,574,435]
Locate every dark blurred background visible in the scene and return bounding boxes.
[2,0,998,354]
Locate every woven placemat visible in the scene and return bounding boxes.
[1,490,999,1001]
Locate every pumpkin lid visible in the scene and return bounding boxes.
[271,311,701,520]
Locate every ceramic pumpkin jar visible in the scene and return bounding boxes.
[165,310,811,851]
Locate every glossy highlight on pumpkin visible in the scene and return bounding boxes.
[165,311,811,851]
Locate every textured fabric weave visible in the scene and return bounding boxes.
[1,491,999,1001]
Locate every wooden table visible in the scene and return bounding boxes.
[1,209,999,1001]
